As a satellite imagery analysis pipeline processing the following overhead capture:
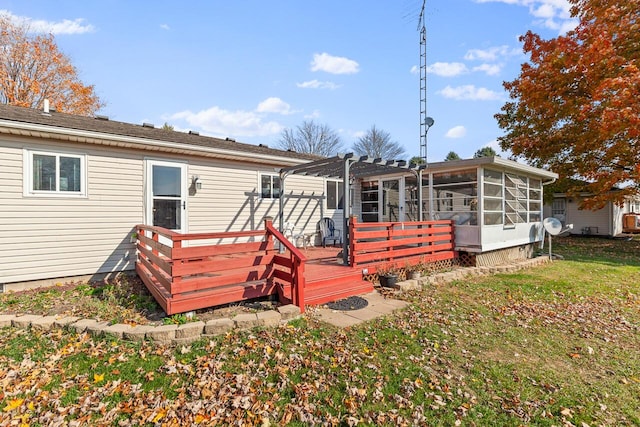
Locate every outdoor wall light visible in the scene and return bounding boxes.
[191,175,202,190]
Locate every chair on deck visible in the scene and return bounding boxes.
[317,217,342,247]
[283,222,311,248]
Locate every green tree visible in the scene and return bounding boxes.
[352,125,405,159]
[495,0,640,208]
[409,156,425,165]
[277,120,343,157]
[473,147,498,158]
[162,122,174,131]
[444,151,461,161]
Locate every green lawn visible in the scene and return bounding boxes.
[1,236,639,426]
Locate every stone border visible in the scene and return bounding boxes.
[0,257,551,344]
[389,256,551,292]
[0,304,302,346]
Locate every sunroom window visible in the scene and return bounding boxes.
[26,150,85,196]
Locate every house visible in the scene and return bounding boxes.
[544,192,640,236]
[0,103,559,292]
[0,104,339,291]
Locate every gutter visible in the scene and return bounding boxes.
[0,119,306,167]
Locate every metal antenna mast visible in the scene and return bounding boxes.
[418,0,432,163]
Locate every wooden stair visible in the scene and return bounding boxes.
[304,269,374,306]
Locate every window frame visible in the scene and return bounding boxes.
[23,149,87,197]
[260,173,281,199]
[325,179,344,210]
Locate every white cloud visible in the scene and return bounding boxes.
[472,0,577,34]
[160,24,170,30]
[472,63,502,76]
[410,65,419,75]
[256,97,295,115]
[438,85,503,101]
[169,106,283,138]
[310,52,359,75]
[481,139,509,156]
[445,126,467,138]
[304,110,321,119]
[427,62,468,77]
[464,45,520,61]
[296,80,340,90]
[0,10,95,34]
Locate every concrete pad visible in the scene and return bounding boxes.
[314,292,410,328]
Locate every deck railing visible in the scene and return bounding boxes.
[349,216,456,271]
[135,218,306,315]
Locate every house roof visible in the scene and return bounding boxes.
[0,104,321,166]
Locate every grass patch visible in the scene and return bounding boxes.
[0,235,639,425]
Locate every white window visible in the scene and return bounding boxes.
[24,150,86,196]
[326,180,344,210]
[260,174,281,199]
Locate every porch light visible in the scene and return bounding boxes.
[191,175,202,190]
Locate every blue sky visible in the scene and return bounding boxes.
[1,0,576,162]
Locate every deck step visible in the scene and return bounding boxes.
[305,273,374,306]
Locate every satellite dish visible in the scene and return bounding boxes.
[543,217,563,236]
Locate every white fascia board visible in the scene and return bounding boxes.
[0,119,305,167]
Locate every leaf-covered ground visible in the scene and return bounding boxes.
[0,236,639,426]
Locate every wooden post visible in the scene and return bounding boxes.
[349,215,357,267]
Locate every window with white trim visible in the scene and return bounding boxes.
[25,150,86,196]
[326,180,344,210]
[260,174,281,199]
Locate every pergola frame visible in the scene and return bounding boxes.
[279,153,425,265]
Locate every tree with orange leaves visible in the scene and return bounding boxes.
[496,0,640,209]
[0,16,103,116]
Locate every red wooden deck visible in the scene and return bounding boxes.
[135,218,455,315]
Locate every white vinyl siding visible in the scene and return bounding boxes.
[1,137,143,284]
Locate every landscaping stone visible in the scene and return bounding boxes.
[86,321,110,337]
[53,316,80,328]
[176,321,205,339]
[69,319,103,334]
[0,314,15,328]
[233,313,259,330]
[256,310,281,327]
[146,324,178,344]
[122,325,154,342]
[277,304,301,321]
[12,314,43,328]
[391,279,421,292]
[30,315,59,331]
[103,323,134,339]
[204,318,234,335]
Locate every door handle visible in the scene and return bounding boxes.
[182,201,186,210]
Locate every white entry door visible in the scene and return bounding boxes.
[146,160,187,232]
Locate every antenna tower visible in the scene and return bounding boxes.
[418,0,428,163]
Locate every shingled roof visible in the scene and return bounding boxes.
[0,103,322,162]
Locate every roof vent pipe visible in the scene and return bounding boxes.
[43,99,50,114]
